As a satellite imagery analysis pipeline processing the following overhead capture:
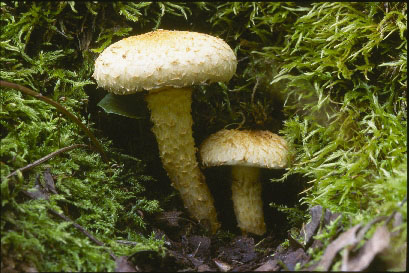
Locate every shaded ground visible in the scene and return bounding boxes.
[118,203,406,272]
[126,209,310,272]
[2,168,404,272]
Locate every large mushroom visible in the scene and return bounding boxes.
[93,30,237,233]
[200,129,288,235]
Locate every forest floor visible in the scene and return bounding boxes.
[121,211,309,272]
[115,204,400,272]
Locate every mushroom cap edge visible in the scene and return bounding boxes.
[199,129,289,169]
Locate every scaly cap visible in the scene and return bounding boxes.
[93,29,237,94]
[200,129,288,169]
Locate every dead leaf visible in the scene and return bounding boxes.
[167,249,196,269]
[218,236,257,264]
[197,264,213,272]
[323,208,342,227]
[43,168,58,194]
[283,248,310,270]
[301,205,342,249]
[313,224,362,271]
[355,216,387,243]
[155,210,183,227]
[213,259,232,272]
[24,175,49,200]
[274,246,310,271]
[301,205,323,247]
[344,225,391,271]
[254,259,279,271]
[24,170,59,200]
[115,256,138,272]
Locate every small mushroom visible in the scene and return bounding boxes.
[200,129,288,235]
[93,30,237,233]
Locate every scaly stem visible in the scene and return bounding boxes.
[145,87,220,233]
[231,165,266,235]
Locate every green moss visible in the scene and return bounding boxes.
[0,88,164,271]
[1,2,169,271]
[206,2,406,270]
[275,2,407,218]
[1,1,406,271]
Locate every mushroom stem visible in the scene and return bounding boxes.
[231,165,266,235]
[145,87,220,233]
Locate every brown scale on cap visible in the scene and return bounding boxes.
[93,29,236,94]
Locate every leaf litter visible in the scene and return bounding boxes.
[137,204,404,271]
[16,171,405,271]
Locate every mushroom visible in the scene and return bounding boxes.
[199,129,288,235]
[93,30,237,233]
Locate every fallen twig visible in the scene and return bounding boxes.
[0,80,108,163]
[48,208,117,260]
[117,240,140,246]
[6,144,88,178]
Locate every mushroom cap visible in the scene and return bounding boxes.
[93,29,237,94]
[200,129,288,169]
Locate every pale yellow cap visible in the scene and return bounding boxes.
[200,129,288,169]
[93,29,237,94]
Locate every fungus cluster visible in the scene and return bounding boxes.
[93,30,237,233]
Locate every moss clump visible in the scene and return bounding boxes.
[1,1,406,271]
[274,1,407,219]
[1,2,171,271]
[205,2,406,269]
[1,87,164,271]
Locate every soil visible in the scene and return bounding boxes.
[121,209,311,272]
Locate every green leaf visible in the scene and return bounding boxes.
[97,93,147,119]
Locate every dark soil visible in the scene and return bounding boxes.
[125,207,311,272]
